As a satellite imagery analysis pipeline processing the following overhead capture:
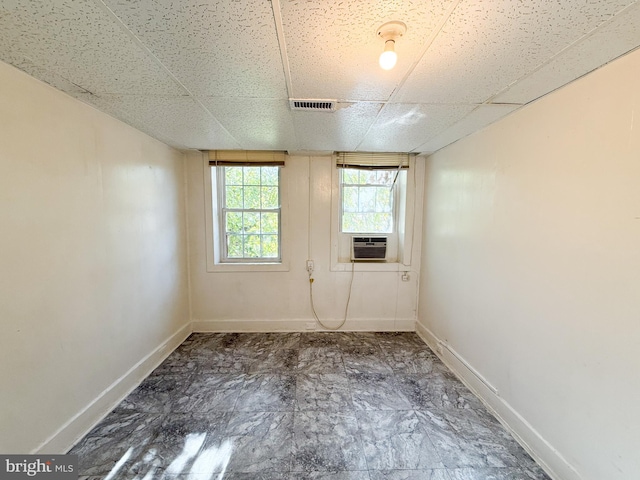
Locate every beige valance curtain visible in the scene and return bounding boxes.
[207,150,286,167]
[336,152,412,170]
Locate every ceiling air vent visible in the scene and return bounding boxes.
[289,99,337,112]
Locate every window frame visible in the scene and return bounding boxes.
[339,167,401,235]
[204,154,290,273]
[330,155,423,271]
[216,165,282,263]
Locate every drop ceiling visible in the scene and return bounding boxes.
[1,0,640,154]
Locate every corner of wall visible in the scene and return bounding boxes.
[182,151,194,328]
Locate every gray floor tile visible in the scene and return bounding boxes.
[70,412,163,476]
[357,410,444,470]
[201,333,245,350]
[194,348,254,374]
[523,464,552,480]
[348,373,413,410]
[151,350,199,375]
[292,411,367,472]
[256,332,302,350]
[117,373,192,413]
[374,332,428,349]
[335,332,380,348]
[296,373,353,411]
[232,332,302,352]
[417,409,529,469]
[167,474,234,480]
[79,410,153,439]
[342,346,394,374]
[447,467,547,480]
[185,437,235,476]
[298,347,345,374]
[234,374,296,411]
[221,473,291,480]
[126,413,231,478]
[300,332,345,349]
[182,332,227,346]
[369,470,451,480]
[249,349,299,373]
[229,333,271,351]
[225,411,294,473]
[297,472,371,479]
[394,374,486,411]
[381,346,449,374]
[174,374,245,413]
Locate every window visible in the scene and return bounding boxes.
[217,165,281,262]
[332,152,414,268]
[340,168,397,233]
[205,150,287,271]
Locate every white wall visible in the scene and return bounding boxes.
[186,152,424,331]
[418,49,640,480]
[0,62,191,454]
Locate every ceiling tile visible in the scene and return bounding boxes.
[102,0,287,98]
[494,3,640,104]
[416,104,520,154]
[397,0,636,104]
[0,52,89,95]
[0,0,184,95]
[73,94,240,150]
[358,103,477,152]
[280,0,457,101]
[290,102,383,152]
[199,98,298,151]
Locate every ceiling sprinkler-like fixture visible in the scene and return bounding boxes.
[377,21,407,70]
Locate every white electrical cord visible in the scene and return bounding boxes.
[309,261,355,331]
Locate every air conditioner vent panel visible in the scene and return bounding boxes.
[351,236,387,261]
[290,99,337,111]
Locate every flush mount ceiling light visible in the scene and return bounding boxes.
[377,21,407,70]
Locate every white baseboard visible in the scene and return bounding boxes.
[192,317,415,333]
[35,322,192,454]
[415,321,581,480]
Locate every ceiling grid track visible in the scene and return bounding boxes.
[270,0,295,101]
[91,0,241,148]
[270,0,299,149]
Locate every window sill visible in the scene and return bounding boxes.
[330,261,409,273]
[207,262,290,273]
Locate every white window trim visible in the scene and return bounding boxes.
[330,155,424,272]
[203,155,290,273]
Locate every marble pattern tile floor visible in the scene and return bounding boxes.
[71,332,551,480]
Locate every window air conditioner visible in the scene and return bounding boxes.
[351,236,387,261]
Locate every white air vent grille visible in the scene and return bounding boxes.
[289,99,337,111]
[352,236,387,261]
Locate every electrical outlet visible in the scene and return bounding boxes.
[306,260,314,274]
[305,322,316,330]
